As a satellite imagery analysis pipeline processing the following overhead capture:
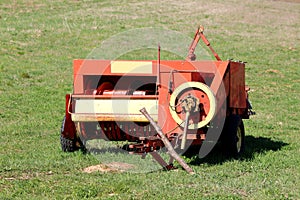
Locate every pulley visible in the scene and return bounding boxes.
[169,82,216,129]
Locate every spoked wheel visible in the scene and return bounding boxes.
[222,115,245,157]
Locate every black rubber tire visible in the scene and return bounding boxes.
[60,135,78,152]
[60,116,86,152]
[222,115,245,157]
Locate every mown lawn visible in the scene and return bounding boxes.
[0,0,299,199]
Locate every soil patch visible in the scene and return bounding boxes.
[83,162,136,173]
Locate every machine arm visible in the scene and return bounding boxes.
[187,25,221,61]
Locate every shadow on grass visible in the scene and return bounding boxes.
[189,136,288,166]
[79,136,288,169]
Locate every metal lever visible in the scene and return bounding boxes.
[180,94,200,149]
[181,111,190,150]
[140,108,195,174]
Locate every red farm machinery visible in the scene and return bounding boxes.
[60,26,254,171]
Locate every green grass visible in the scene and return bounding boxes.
[0,0,299,199]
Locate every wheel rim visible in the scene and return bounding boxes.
[236,126,242,153]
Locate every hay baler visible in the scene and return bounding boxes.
[60,26,253,166]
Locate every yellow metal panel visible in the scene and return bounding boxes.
[75,99,158,114]
[71,113,158,122]
[111,61,152,74]
[73,99,158,122]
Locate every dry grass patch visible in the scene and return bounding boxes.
[83,162,136,173]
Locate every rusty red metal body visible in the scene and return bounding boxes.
[60,26,253,163]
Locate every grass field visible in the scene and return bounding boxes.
[0,0,299,199]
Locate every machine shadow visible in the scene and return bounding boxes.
[189,135,288,166]
[81,136,288,170]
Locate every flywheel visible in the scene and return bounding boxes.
[169,82,216,129]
